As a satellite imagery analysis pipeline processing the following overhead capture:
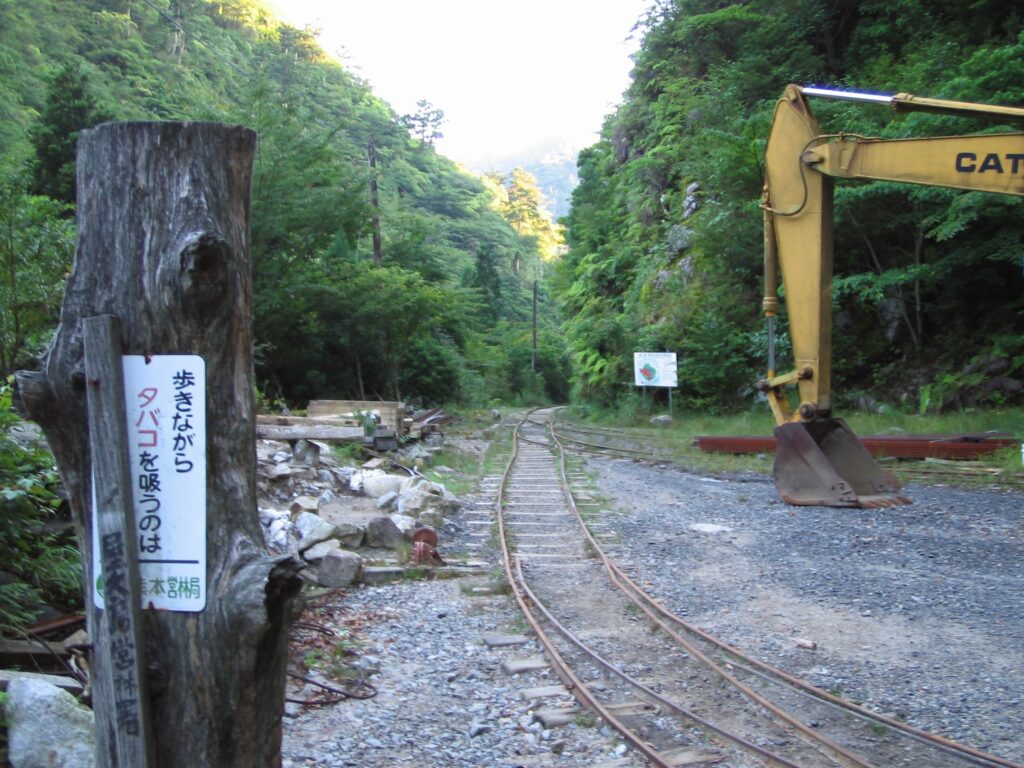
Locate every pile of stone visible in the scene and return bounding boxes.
[256,437,462,588]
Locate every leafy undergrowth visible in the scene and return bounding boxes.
[0,384,82,636]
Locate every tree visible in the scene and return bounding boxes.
[0,168,74,375]
[15,122,302,768]
[401,99,445,146]
[29,64,110,205]
[490,168,562,271]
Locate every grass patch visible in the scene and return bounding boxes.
[555,406,1024,488]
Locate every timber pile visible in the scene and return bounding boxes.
[256,405,456,444]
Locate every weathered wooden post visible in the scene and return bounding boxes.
[14,122,303,767]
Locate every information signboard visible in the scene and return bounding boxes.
[633,352,678,388]
[93,355,206,611]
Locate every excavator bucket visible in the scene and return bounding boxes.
[773,418,911,508]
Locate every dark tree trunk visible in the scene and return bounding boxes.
[14,122,303,767]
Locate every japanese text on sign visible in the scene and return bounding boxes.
[93,356,207,612]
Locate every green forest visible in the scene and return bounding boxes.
[0,0,1022,637]
[562,0,1024,415]
[0,0,567,409]
[3,0,1023,418]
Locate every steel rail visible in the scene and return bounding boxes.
[495,410,676,768]
[600,545,1023,768]
[553,413,1024,491]
[510,558,808,768]
[501,409,847,768]
[546,413,1023,768]
[545,417,878,768]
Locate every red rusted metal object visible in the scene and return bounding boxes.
[695,433,1018,460]
[410,527,444,565]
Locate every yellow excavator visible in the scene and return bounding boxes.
[760,84,1024,507]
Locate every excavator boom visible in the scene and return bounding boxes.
[762,85,1024,507]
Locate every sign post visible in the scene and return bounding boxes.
[83,315,155,768]
[633,352,678,415]
[92,355,207,611]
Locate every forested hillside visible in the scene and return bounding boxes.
[557,0,1024,414]
[0,0,568,406]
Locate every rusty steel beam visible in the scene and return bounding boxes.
[695,433,1018,460]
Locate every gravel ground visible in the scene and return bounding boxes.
[282,451,1023,767]
[281,578,643,768]
[587,458,1024,764]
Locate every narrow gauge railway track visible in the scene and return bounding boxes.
[495,408,1021,768]
[550,415,1024,491]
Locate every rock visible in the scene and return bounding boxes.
[316,469,335,486]
[335,522,365,549]
[490,409,501,420]
[418,508,444,528]
[256,439,290,461]
[317,549,362,587]
[259,507,288,526]
[303,539,341,562]
[267,517,293,550]
[6,677,95,768]
[289,495,320,519]
[294,512,337,551]
[361,473,408,499]
[649,414,673,426]
[365,516,404,548]
[349,468,385,493]
[272,450,291,463]
[377,491,398,510]
[397,478,460,518]
[292,439,320,466]
[265,462,292,480]
[390,514,417,539]
[690,523,732,534]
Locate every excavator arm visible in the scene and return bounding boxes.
[761,85,1024,507]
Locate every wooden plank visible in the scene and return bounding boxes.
[659,747,726,766]
[519,684,568,700]
[0,639,69,658]
[256,424,364,441]
[482,634,532,648]
[532,706,581,727]
[501,656,549,675]
[83,316,155,768]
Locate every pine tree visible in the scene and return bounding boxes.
[29,64,110,205]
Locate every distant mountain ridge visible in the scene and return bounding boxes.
[468,139,583,220]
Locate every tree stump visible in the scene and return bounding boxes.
[14,122,303,767]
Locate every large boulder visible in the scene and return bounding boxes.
[365,515,403,548]
[397,478,459,519]
[291,439,320,466]
[289,495,320,519]
[390,514,417,539]
[317,549,363,587]
[361,472,408,499]
[335,521,365,549]
[303,539,341,562]
[293,512,337,552]
[6,677,95,768]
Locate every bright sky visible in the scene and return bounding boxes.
[266,0,650,167]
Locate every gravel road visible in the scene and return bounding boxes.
[587,458,1024,765]
[282,448,1023,767]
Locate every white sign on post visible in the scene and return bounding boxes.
[93,355,207,611]
[633,352,678,388]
